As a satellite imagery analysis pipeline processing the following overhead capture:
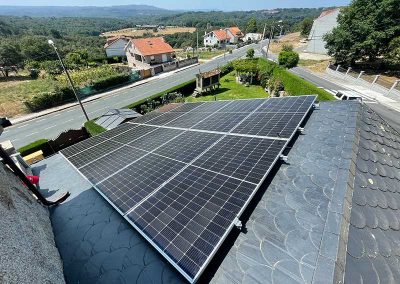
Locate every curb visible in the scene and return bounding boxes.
[10,63,200,125]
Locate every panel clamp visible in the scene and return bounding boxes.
[279,155,288,162]
[234,217,242,229]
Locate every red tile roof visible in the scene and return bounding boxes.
[213,30,231,41]
[228,27,243,37]
[131,37,174,56]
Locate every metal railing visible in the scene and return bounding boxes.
[326,63,400,97]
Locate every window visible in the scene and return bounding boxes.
[150,55,155,61]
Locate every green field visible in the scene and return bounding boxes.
[186,71,268,102]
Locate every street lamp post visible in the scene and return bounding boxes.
[48,40,90,122]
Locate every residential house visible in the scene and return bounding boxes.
[244,32,263,42]
[306,8,340,54]
[104,36,130,58]
[203,26,243,47]
[125,37,175,69]
[226,26,244,43]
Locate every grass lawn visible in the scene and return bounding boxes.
[186,71,268,102]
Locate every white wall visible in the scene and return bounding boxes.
[306,10,340,54]
[204,32,219,47]
[105,39,129,57]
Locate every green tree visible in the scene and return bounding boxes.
[20,36,54,61]
[246,18,257,33]
[300,17,313,37]
[385,37,400,66]
[246,48,255,59]
[324,0,400,65]
[0,44,23,76]
[278,51,299,68]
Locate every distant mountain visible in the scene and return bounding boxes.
[0,5,175,18]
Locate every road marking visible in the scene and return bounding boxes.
[53,113,61,117]
[64,119,74,123]
[2,130,8,134]
[44,125,57,130]
[36,118,45,122]
[66,109,74,113]
[17,124,28,129]
[25,132,38,137]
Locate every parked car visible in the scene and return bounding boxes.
[335,91,363,102]
[0,117,12,128]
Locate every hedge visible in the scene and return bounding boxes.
[18,139,52,157]
[24,73,132,112]
[84,120,107,136]
[124,79,196,109]
[92,73,131,91]
[272,67,335,101]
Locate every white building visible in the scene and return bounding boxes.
[203,27,243,47]
[244,33,263,42]
[306,8,340,55]
[104,37,130,58]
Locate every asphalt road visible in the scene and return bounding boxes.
[1,42,263,148]
[2,42,400,148]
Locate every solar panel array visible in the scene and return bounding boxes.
[61,96,316,283]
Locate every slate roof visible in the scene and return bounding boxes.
[32,101,400,284]
[344,106,400,283]
[95,108,141,130]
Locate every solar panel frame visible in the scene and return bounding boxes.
[61,96,317,283]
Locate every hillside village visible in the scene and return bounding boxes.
[0,1,400,284]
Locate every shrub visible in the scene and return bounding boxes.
[246,48,255,58]
[91,73,131,91]
[278,51,300,68]
[124,79,196,110]
[84,120,106,136]
[282,44,294,52]
[220,62,234,75]
[18,139,52,157]
[272,67,334,101]
[24,86,75,111]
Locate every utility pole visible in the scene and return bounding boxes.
[196,29,199,58]
[260,22,268,53]
[48,40,90,122]
[265,25,274,58]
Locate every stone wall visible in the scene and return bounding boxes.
[0,165,65,284]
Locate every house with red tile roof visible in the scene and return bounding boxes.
[125,37,175,69]
[203,27,244,47]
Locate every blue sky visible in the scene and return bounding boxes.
[0,0,350,11]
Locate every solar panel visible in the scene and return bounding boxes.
[231,112,306,138]
[60,135,107,158]
[191,112,249,132]
[61,96,317,283]
[169,102,204,112]
[110,124,158,144]
[129,112,164,124]
[154,131,222,163]
[79,146,147,184]
[192,136,286,184]
[128,127,184,151]
[165,112,214,129]
[67,140,122,168]
[126,166,255,280]
[187,101,232,113]
[216,99,265,113]
[256,95,315,113]
[96,154,186,214]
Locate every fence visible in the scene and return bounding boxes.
[326,63,400,98]
[150,57,199,76]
